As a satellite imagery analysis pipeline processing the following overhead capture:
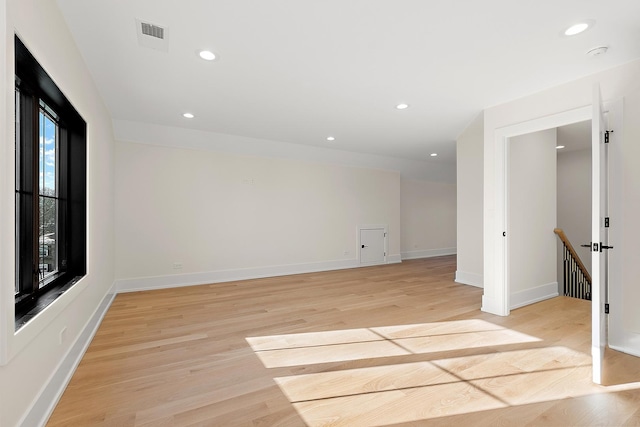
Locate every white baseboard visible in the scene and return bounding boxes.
[116,258,363,293]
[481,295,507,316]
[401,247,456,260]
[22,284,116,427]
[510,282,559,310]
[609,328,640,358]
[117,255,405,293]
[455,271,483,288]
[609,343,640,358]
[386,254,402,264]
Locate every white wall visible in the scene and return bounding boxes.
[556,147,592,288]
[114,140,402,289]
[456,111,484,287]
[508,129,558,308]
[0,0,116,426]
[113,119,457,184]
[481,59,640,355]
[400,178,456,260]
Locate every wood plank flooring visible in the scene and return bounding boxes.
[47,256,640,426]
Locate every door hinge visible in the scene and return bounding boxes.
[605,303,610,314]
[605,129,614,143]
[605,217,610,228]
[592,242,599,252]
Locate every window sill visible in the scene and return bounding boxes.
[15,276,82,331]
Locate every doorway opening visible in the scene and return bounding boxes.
[485,105,592,317]
[507,121,593,309]
[555,121,593,297]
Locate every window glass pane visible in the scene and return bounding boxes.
[39,105,58,284]
[40,108,56,194]
[39,196,57,284]
[15,88,20,295]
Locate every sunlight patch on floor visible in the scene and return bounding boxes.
[246,319,540,368]
[293,381,507,427]
[246,328,381,352]
[372,319,506,339]
[247,320,640,426]
[246,319,568,426]
[275,361,459,402]
[255,340,409,368]
[270,346,604,426]
[431,346,592,381]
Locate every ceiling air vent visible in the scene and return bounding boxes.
[141,22,164,39]
[135,19,169,52]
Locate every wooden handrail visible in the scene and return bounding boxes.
[554,228,591,284]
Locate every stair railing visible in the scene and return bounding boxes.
[554,228,592,300]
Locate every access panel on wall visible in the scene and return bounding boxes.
[359,227,386,265]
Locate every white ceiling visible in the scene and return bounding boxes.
[55,0,640,167]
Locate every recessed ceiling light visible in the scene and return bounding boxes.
[556,145,565,149]
[183,112,194,118]
[198,50,216,61]
[326,136,335,141]
[563,20,594,36]
[430,153,438,157]
[396,103,409,110]
[565,23,589,36]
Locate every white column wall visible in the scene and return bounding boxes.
[456,111,484,287]
[400,178,456,260]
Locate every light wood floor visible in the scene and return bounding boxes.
[47,256,640,426]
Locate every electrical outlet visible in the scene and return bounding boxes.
[172,262,183,270]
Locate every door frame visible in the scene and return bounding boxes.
[358,224,387,265]
[485,105,591,316]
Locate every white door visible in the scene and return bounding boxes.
[606,95,640,363]
[591,83,608,384]
[360,228,385,265]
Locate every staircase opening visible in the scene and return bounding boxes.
[555,228,591,300]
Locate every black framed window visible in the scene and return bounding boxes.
[14,36,86,326]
